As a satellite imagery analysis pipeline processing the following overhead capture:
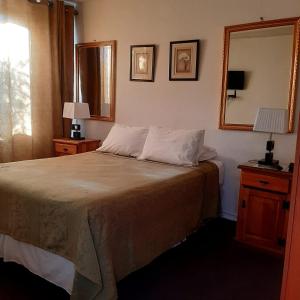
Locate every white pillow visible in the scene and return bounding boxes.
[198,145,217,161]
[138,126,205,166]
[97,124,148,157]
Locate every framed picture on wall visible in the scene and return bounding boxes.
[169,40,200,81]
[130,44,156,81]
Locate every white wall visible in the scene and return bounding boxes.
[77,0,300,220]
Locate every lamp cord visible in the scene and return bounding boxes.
[269,132,273,141]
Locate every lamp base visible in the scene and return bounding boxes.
[70,127,85,140]
[258,151,278,166]
[257,150,279,166]
[70,136,85,140]
[258,158,279,166]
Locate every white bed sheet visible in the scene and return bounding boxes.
[0,234,75,294]
[0,159,224,294]
[209,159,224,185]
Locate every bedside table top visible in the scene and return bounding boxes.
[53,138,101,145]
[238,161,293,179]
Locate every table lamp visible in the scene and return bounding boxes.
[253,107,288,166]
[63,102,90,140]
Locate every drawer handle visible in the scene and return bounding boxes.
[258,180,269,185]
[63,148,68,152]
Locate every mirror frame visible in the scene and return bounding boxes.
[219,17,300,132]
[76,40,116,122]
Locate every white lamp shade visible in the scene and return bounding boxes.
[253,108,288,134]
[63,102,90,119]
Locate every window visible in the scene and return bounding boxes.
[0,22,31,136]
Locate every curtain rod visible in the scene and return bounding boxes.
[63,0,77,8]
[27,0,53,6]
[28,0,77,8]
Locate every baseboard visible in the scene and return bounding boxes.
[221,211,237,221]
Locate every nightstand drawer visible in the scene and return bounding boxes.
[53,138,100,157]
[55,143,77,155]
[241,171,290,193]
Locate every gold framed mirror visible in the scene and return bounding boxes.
[76,40,116,122]
[219,18,300,132]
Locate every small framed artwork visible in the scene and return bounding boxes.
[169,40,200,81]
[130,44,156,82]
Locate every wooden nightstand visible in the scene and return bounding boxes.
[53,138,101,156]
[236,162,293,255]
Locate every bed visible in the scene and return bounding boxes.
[0,151,221,299]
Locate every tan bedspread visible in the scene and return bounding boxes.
[0,152,219,300]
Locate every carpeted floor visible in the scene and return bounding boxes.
[0,219,284,300]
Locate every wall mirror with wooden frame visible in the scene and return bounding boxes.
[219,18,300,132]
[76,40,116,122]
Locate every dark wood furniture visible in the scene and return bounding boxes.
[53,138,100,156]
[281,112,300,300]
[236,162,293,255]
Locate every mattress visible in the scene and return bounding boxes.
[0,158,223,294]
[0,152,220,299]
[0,234,75,293]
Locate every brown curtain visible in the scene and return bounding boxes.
[0,0,76,162]
[0,0,63,162]
[50,0,75,138]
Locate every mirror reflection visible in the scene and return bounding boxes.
[219,18,299,132]
[76,41,116,121]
